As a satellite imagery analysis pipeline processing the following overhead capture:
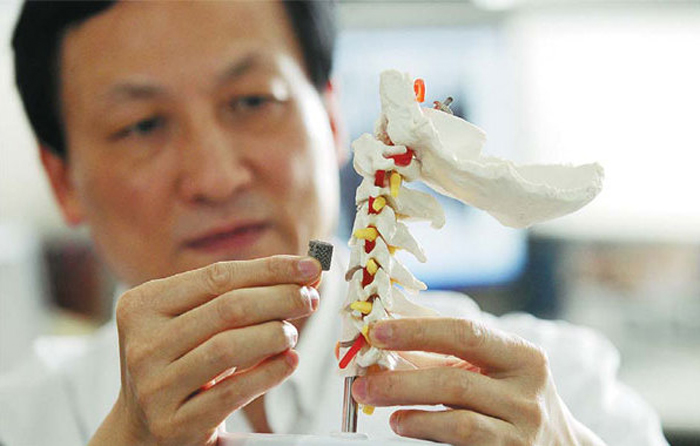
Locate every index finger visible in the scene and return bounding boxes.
[138,256,322,315]
[368,318,532,372]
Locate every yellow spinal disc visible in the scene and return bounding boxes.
[366,258,379,275]
[390,172,402,197]
[371,196,386,212]
[354,227,378,241]
[362,405,375,415]
[350,301,373,314]
[387,246,397,255]
[360,324,370,341]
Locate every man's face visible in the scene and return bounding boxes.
[56,2,340,285]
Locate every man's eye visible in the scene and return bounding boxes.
[115,116,166,139]
[229,95,274,112]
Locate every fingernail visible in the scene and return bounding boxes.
[352,378,367,402]
[304,286,320,311]
[282,322,298,347]
[371,322,393,347]
[285,351,299,368]
[300,286,319,310]
[298,258,321,279]
[390,413,402,434]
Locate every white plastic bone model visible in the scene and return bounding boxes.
[338,69,604,397]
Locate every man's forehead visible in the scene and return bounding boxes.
[60,1,303,104]
[97,55,275,104]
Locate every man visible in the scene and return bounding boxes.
[3,1,667,445]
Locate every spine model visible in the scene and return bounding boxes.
[337,70,604,422]
[337,78,443,413]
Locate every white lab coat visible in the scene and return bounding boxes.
[0,246,668,445]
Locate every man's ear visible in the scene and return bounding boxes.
[322,79,348,167]
[39,146,85,226]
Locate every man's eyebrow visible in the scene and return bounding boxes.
[103,82,167,104]
[100,54,263,104]
[216,54,263,86]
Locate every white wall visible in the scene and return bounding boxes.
[507,4,700,241]
[340,2,700,243]
[0,0,65,234]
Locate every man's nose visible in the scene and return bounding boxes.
[178,118,254,204]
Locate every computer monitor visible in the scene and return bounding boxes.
[335,27,526,289]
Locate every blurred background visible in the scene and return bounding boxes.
[1,1,699,444]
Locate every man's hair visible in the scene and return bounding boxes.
[12,1,337,158]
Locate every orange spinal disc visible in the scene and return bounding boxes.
[414,78,425,103]
[366,364,383,374]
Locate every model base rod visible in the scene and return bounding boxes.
[341,376,358,432]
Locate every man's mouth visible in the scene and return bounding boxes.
[184,222,271,253]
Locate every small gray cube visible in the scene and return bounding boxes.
[308,240,333,271]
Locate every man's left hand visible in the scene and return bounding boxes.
[352,318,606,446]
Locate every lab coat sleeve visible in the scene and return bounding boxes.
[495,313,669,446]
[416,292,669,446]
[0,327,118,446]
[0,354,85,446]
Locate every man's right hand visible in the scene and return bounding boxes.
[88,255,322,446]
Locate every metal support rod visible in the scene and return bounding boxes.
[342,376,358,432]
[433,96,455,115]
